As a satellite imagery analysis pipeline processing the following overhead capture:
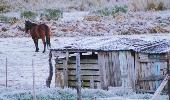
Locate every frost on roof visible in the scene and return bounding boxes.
[52,36,170,54]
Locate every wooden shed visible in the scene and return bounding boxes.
[47,36,170,93]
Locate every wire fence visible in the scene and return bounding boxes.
[0,58,50,89]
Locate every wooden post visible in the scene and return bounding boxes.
[32,59,36,100]
[64,51,69,87]
[90,76,94,88]
[167,58,170,100]
[134,53,140,90]
[5,57,7,87]
[46,51,53,88]
[98,52,107,90]
[76,53,82,100]
[169,75,170,100]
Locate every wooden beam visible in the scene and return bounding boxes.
[64,51,69,87]
[55,56,64,88]
[46,51,53,88]
[76,53,82,100]
[151,74,168,100]
[57,64,99,70]
[68,76,100,82]
[135,53,140,90]
[98,52,107,90]
[138,75,165,81]
[167,58,170,100]
[138,59,167,63]
[90,76,94,88]
[5,57,7,87]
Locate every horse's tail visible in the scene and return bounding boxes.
[45,25,51,48]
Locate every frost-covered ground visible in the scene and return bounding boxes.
[0,35,170,99]
[0,10,170,99]
[1,10,170,37]
[0,87,168,100]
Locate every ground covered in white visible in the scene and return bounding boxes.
[0,35,169,99]
[0,6,170,100]
[0,87,168,100]
[1,10,170,37]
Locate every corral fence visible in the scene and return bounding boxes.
[0,58,49,88]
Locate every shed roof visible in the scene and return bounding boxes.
[51,35,170,54]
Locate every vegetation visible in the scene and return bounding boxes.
[147,2,165,10]
[20,10,37,19]
[0,15,9,22]
[93,5,128,17]
[0,15,18,24]
[0,87,167,100]
[131,0,168,11]
[41,9,63,21]
[0,0,10,13]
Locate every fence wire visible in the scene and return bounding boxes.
[0,58,50,88]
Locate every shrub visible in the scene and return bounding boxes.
[0,15,9,22]
[96,8,109,16]
[112,5,128,17]
[10,17,19,24]
[157,2,165,10]
[0,15,19,24]
[131,0,167,11]
[20,11,37,19]
[147,3,157,10]
[93,5,128,17]
[42,9,63,21]
[0,0,10,13]
[147,2,165,11]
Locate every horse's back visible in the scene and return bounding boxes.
[35,24,49,36]
[38,24,50,34]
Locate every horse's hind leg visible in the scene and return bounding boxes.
[42,38,46,53]
[33,39,39,52]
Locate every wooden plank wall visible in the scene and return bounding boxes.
[54,51,168,92]
[55,51,136,89]
[136,53,168,92]
[98,51,135,89]
[55,52,100,88]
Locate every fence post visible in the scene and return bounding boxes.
[168,58,170,100]
[46,51,53,88]
[32,59,36,100]
[64,51,69,87]
[5,57,7,87]
[76,53,82,100]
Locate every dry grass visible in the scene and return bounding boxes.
[130,0,170,11]
[1,0,128,12]
[0,0,11,12]
[1,0,170,12]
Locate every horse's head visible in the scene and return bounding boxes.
[25,20,32,33]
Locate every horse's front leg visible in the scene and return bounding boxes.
[33,39,39,52]
[42,38,46,53]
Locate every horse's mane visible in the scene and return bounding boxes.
[29,21,37,27]
[25,21,37,30]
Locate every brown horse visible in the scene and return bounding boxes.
[25,20,51,53]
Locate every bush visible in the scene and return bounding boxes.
[42,9,63,21]
[112,5,128,17]
[0,15,9,22]
[131,0,167,11]
[147,2,165,11]
[93,5,128,17]
[147,3,157,10]
[0,15,19,24]
[20,11,37,19]
[98,8,111,16]
[10,17,19,24]
[157,2,165,10]
[0,0,10,13]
